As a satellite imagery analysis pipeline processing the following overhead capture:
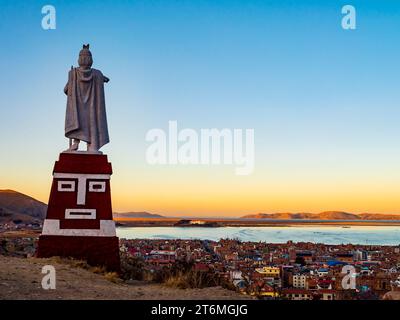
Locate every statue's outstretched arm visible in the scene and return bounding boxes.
[103,76,110,83]
[64,67,72,95]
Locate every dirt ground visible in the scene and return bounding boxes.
[0,255,251,300]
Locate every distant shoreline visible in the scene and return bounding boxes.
[114,217,400,228]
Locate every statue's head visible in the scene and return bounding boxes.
[78,44,93,69]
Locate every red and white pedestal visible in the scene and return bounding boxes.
[37,153,120,272]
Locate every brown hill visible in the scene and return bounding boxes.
[0,190,47,223]
[359,213,400,220]
[242,213,315,219]
[113,212,165,219]
[241,211,395,220]
[318,211,360,220]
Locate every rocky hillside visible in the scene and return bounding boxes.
[0,190,47,223]
[242,211,399,220]
[317,211,360,220]
[359,213,400,220]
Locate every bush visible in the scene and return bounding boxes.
[120,252,145,281]
[163,270,219,289]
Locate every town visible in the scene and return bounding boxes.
[1,219,400,300]
[120,238,400,300]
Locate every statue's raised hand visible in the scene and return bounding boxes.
[103,76,110,83]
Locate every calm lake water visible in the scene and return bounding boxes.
[116,226,400,245]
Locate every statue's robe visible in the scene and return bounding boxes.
[64,67,109,150]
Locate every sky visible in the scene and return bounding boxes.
[1,0,400,217]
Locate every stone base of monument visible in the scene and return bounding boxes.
[37,152,121,272]
[37,235,120,271]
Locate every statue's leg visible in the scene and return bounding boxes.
[70,139,80,151]
[63,139,80,153]
[87,142,99,153]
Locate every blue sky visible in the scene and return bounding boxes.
[1,1,400,215]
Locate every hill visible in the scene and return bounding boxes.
[113,212,165,219]
[0,190,47,223]
[241,211,396,220]
[242,212,315,219]
[359,213,400,220]
[317,211,360,220]
[0,255,250,300]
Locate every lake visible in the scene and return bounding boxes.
[116,226,400,245]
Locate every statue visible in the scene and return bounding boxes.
[38,45,120,272]
[63,44,110,153]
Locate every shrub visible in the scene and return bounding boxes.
[163,270,219,289]
[120,252,145,281]
[104,272,120,283]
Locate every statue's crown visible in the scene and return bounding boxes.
[79,44,92,56]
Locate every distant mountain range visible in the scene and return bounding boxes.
[113,212,165,219]
[0,189,47,224]
[241,211,400,220]
[1,189,400,222]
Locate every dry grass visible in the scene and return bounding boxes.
[163,272,188,289]
[104,272,121,283]
[163,270,218,289]
[90,265,107,274]
[47,256,121,282]
[48,256,91,270]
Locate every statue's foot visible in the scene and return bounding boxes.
[87,143,102,154]
[70,140,80,151]
[63,140,80,153]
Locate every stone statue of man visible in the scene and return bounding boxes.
[63,44,110,153]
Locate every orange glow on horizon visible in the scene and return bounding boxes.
[3,163,400,217]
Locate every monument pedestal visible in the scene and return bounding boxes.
[37,153,120,272]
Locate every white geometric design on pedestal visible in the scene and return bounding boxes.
[57,180,76,192]
[65,208,96,220]
[42,219,116,237]
[88,181,106,192]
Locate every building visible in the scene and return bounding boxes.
[336,253,354,263]
[190,220,206,225]
[317,268,329,277]
[147,250,176,265]
[319,290,336,300]
[293,274,307,289]
[282,289,313,300]
[296,251,313,264]
[255,266,280,278]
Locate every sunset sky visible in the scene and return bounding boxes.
[1,1,400,217]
